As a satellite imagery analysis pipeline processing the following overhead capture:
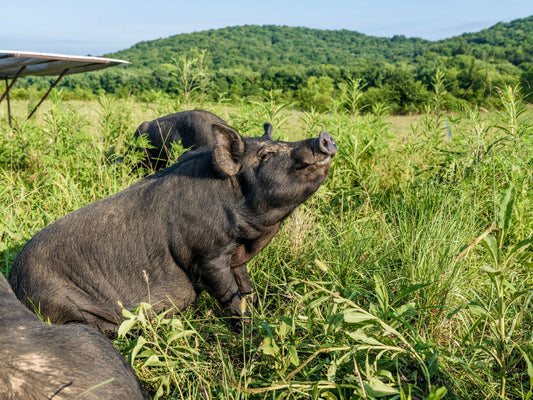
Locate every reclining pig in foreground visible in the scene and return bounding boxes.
[9,122,337,332]
[0,274,148,400]
[134,109,273,170]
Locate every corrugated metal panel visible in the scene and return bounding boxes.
[0,50,130,78]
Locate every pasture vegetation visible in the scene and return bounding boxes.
[1,84,532,400]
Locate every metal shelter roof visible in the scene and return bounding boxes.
[0,50,130,78]
[0,50,130,126]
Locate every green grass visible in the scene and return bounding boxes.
[1,88,532,399]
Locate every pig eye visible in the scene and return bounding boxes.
[259,150,275,161]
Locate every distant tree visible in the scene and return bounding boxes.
[381,64,430,114]
[298,76,335,112]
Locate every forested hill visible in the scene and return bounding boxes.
[107,17,533,72]
[20,16,533,113]
[108,25,430,69]
[428,15,533,66]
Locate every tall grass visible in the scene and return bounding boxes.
[1,87,532,399]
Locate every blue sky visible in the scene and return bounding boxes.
[1,0,532,56]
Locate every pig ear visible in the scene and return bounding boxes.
[262,123,273,140]
[212,123,244,176]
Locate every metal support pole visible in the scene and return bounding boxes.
[5,78,12,127]
[0,66,26,104]
[26,68,69,121]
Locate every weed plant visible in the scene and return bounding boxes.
[1,86,532,399]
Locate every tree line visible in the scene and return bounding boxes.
[10,18,533,114]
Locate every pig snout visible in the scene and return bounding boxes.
[317,131,337,156]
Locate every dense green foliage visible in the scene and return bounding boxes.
[11,16,533,114]
[1,82,532,398]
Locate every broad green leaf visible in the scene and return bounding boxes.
[121,308,136,319]
[130,335,147,364]
[468,303,490,317]
[373,273,388,307]
[143,354,165,367]
[169,318,184,330]
[288,344,300,367]
[482,234,499,266]
[481,266,501,275]
[279,319,291,339]
[117,316,138,338]
[152,375,170,400]
[308,295,331,309]
[377,369,394,380]
[482,266,504,290]
[258,337,280,356]
[497,184,515,232]
[166,330,196,344]
[380,322,404,339]
[346,330,384,346]
[364,376,400,396]
[344,311,377,324]
[154,384,164,400]
[138,302,152,310]
[138,349,157,358]
[426,386,448,400]
[395,302,416,317]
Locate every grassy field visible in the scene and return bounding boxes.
[1,89,532,400]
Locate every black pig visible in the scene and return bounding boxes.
[9,123,336,332]
[134,109,273,170]
[0,274,148,400]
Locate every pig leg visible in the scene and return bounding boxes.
[201,256,247,331]
[231,263,258,306]
[229,225,280,308]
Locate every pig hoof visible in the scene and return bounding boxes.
[230,314,251,333]
[231,316,243,333]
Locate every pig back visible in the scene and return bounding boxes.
[0,274,149,399]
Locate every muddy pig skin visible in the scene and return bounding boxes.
[9,122,337,332]
[134,109,273,170]
[0,274,148,400]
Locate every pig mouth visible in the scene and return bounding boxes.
[313,155,332,167]
[295,152,334,171]
[295,155,332,170]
